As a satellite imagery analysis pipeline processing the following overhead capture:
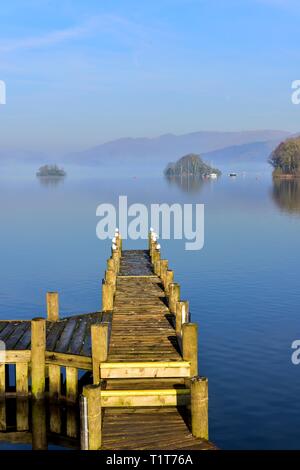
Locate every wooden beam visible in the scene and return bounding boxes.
[100,388,190,407]
[100,361,191,379]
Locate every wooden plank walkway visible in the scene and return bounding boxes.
[0,313,101,356]
[101,249,215,450]
[0,239,215,450]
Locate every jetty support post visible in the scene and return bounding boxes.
[102,279,114,311]
[190,376,209,440]
[105,269,116,293]
[159,260,168,286]
[182,323,198,377]
[82,383,102,450]
[46,292,59,321]
[176,300,189,337]
[164,270,174,295]
[91,323,109,384]
[168,282,180,314]
[31,318,46,400]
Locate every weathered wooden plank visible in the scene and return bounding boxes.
[100,389,190,407]
[46,321,66,351]
[45,351,91,370]
[55,318,78,354]
[5,322,30,350]
[14,322,31,350]
[101,361,190,379]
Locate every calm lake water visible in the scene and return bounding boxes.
[1,168,300,449]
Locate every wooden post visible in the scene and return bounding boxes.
[102,280,114,311]
[112,251,120,273]
[182,323,198,377]
[66,406,77,438]
[91,323,109,384]
[46,292,59,321]
[176,300,189,337]
[168,283,180,314]
[32,399,47,450]
[191,376,209,440]
[82,383,102,450]
[105,269,116,291]
[0,364,5,431]
[159,260,168,285]
[66,367,78,403]
[31,318,46,400]
[153,261,160,276]
[49,364,61,401]
[107,258,115,272]
[16,362,28,396]
[16,397,29,431]
[50,403,61,434]
[164,270,174,294]
[0,363,5,396]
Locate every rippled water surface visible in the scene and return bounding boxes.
[1,170,300,449]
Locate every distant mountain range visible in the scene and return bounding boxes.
[67,130,291,173]
[0,130,293,174]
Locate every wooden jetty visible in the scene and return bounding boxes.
[0,232,216,450]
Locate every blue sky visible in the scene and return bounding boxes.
[0,0,299,152]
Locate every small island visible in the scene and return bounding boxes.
[36,164,66,177]
[164,153,221,178]
[269,137,300,179]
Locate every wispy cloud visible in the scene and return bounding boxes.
[0,14,159,54]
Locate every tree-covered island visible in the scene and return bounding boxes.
[269,137,300,178]
[36,165,66,177]
[164,153,221,177]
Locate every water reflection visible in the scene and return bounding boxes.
[164,174,206,193]
[272,178,300,214]
[0,397,79,450]
[37,176,65,187]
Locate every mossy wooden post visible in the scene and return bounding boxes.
[168,283,180,314]
[191,376,209,440]
[32,399,47,450]
[102,279,114,311]
[66,367,78,403]
[164,270,174,294]
[182,323,198,377]
[31,318,46,400]
[112,250,120,273]
[16,362,29,431]
[105,269,116,292]
[159,259,168,284]
[49,364,61,401]
[153,247,161,265]
[46,292,59,321]
[107,257,115,272]
[91,323,109,384]
[82,383,102,450]
[50,403,61,434]
[154,260,161,276]
[0,365,5,431]
[176,300,189,337]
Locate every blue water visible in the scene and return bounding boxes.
[0,170,300,449]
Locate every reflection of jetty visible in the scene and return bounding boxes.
[0,234,215,450]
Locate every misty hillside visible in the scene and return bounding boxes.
[67,130,290,168]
